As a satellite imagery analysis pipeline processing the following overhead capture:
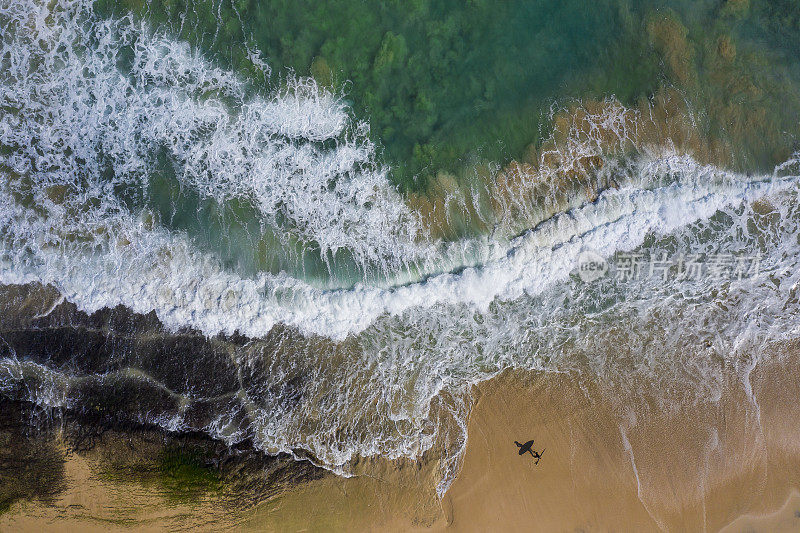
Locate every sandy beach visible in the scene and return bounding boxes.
[243,347,800,531]
[445,366,799,531]
[5,349,800,532]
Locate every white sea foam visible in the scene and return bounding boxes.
[0,0,426,275]
[3,0,800,497]
[3,154,793,341]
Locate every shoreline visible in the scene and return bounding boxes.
[2,281,800,530]
[4,356,800,531]
[242,354,800,531]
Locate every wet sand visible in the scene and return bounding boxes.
[444,353,800,531]
[5,351,800,531]
[444,371,659,531]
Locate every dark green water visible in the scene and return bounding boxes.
[96,0,800,193]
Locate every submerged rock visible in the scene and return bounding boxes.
[0,283,325,514]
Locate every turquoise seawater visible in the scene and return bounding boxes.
[82,0,800,285]
[96,0,800,189]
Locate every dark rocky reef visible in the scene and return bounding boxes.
[0,283,325,513]
[0,400,65,513]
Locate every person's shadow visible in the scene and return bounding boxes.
[515,440,545,464]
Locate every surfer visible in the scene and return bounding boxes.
[514,440,545,464]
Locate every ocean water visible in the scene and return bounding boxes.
[2,0,800,496]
